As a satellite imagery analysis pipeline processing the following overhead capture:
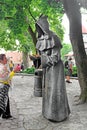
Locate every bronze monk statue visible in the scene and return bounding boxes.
[35,15,70,122]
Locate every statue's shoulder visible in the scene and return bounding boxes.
[49,31,59,39]
[49,31,62,48]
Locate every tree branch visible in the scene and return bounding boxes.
[0,2,6,5]
[4,17,13,20]
[28,6,36,22]
[28,25,37,46]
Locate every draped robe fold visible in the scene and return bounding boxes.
[36,33,70,122]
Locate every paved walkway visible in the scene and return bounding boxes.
[0,75,87,130]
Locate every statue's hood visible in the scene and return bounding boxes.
[36,15,62,51]
[36,16,50,34]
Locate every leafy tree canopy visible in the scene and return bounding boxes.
[0,0,64,53]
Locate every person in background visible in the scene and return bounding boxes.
[16,64,21,72]
[9,60,14,72]
[65,57,73,83]
[21,62,24,71]
[0,54,19,119]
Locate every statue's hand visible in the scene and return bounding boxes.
[41,54,52,68]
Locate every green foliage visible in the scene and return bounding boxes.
[28,0,64,40]
[0,0,64,53]
[61,43,72,60]
[64,66,77,77]
[72,66,77,77]
[64,68,67,76]
[21,67,35,74]
[0,20,16,50]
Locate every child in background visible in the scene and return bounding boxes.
[16,64,21,72]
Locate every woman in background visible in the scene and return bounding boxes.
[9,60,14,71]
[0,54,18,119]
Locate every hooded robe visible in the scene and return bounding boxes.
[36,16,70,122]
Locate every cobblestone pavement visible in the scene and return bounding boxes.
[0,75,87,130]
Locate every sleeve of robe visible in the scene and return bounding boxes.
[41,47,61,68]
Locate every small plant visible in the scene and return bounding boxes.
[21,67,35,74]
[72,66,77,77]
[64,68,67,76]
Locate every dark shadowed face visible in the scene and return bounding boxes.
[36,24,44,38]
[0,55,7,65]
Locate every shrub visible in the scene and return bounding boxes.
[64,66,77,77]
[72,66,77,77]
[21,67,35,74]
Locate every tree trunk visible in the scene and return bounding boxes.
[22,52,29,69]
[28,25,37,53]
[28,25,37,47]
[62,0,87,103]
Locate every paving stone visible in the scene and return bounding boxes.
[0,75,87,130]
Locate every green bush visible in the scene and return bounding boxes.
[64,68,67,76]
[21,67,35,74]
[72,66,77,77]
[64,66,77,77]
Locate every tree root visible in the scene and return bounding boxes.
[74,95,80,102]
[73,94,87,105]
[74,99,85,105]
[74,95,80,97]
